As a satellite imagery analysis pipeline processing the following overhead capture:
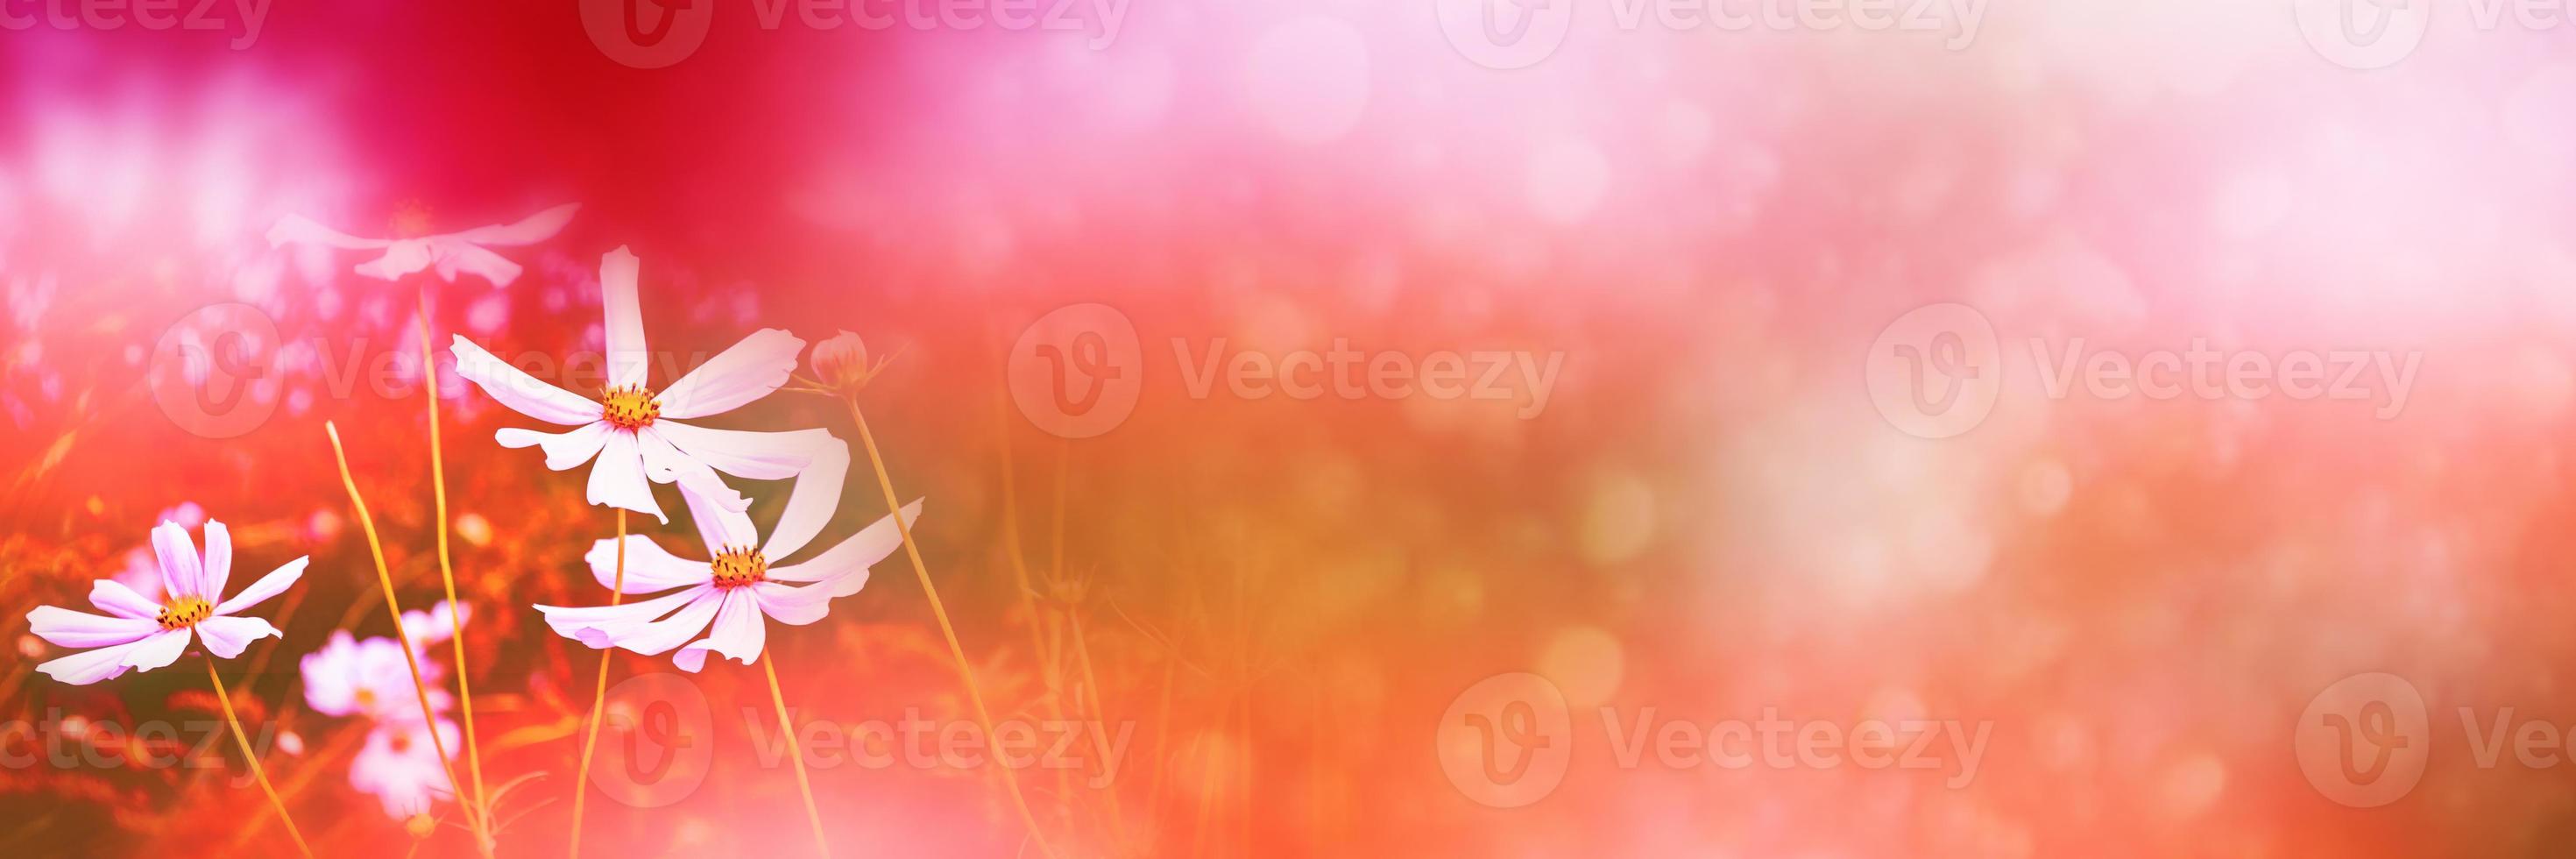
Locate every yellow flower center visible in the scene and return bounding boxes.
[155,597,213,631]
[711,546,767,589]
[603,385,662,430]
[356,689,379,709]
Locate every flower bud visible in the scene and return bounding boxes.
[810,330,870,393]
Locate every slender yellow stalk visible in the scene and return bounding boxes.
[204,654,312,858]
[417,286,492,837]
[327,422,492,856]
[842,399,1058,859]
[991,401,1076,824]
[1067,612,1127,841]
[761,651,831,856]
[568,509,626,859]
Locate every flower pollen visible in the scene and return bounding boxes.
[602,385,661,430]
[711,546,767,589]
[156,597,213,631]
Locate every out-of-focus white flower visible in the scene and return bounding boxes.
[350,716,461,819]
[267,204,577,288]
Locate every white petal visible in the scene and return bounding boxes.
[120,628,193,672]
[301,631,363,716]
[351,242,435,280]
[587,430,664,522]
[37,638,152,685]
[752,581,837,626]
[647,422,818,481]
[27,606,159,649]
[634,426,749,513]
[498,421,613,471]
[652,423,843,559]
[195,616,281,659]
[200,520,233,603]
[656,329,803,420]
[676,466,759,555]
[88,579,162,619]
[585,536,715,594]
[449,203,578,245]
[538,585,721,655]
[151,522,204,602]
[214,557,306,616]
[600,246,649,389]
[451,336,602,425]
[769,498,920,593]
[673,589,765,673]
[265,214,393,250]
[761,433,846,561]
[431,242,523,288]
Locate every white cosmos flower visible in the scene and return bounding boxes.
[449,246,846,537]
[267,203,578,288]
[536,490,920,672]
[27,521,305,685]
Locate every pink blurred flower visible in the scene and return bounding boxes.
[350,716,460,819]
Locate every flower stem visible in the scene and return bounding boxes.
[326,421,491,857]
[418,284,492,845]
[568,508,626,859]
[761,651,831,857]
[842,398,1058,859]
[203,654,311,858]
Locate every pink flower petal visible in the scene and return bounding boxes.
[195,615,280,659]
[213,557,306,616]
[27,606,158,649]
